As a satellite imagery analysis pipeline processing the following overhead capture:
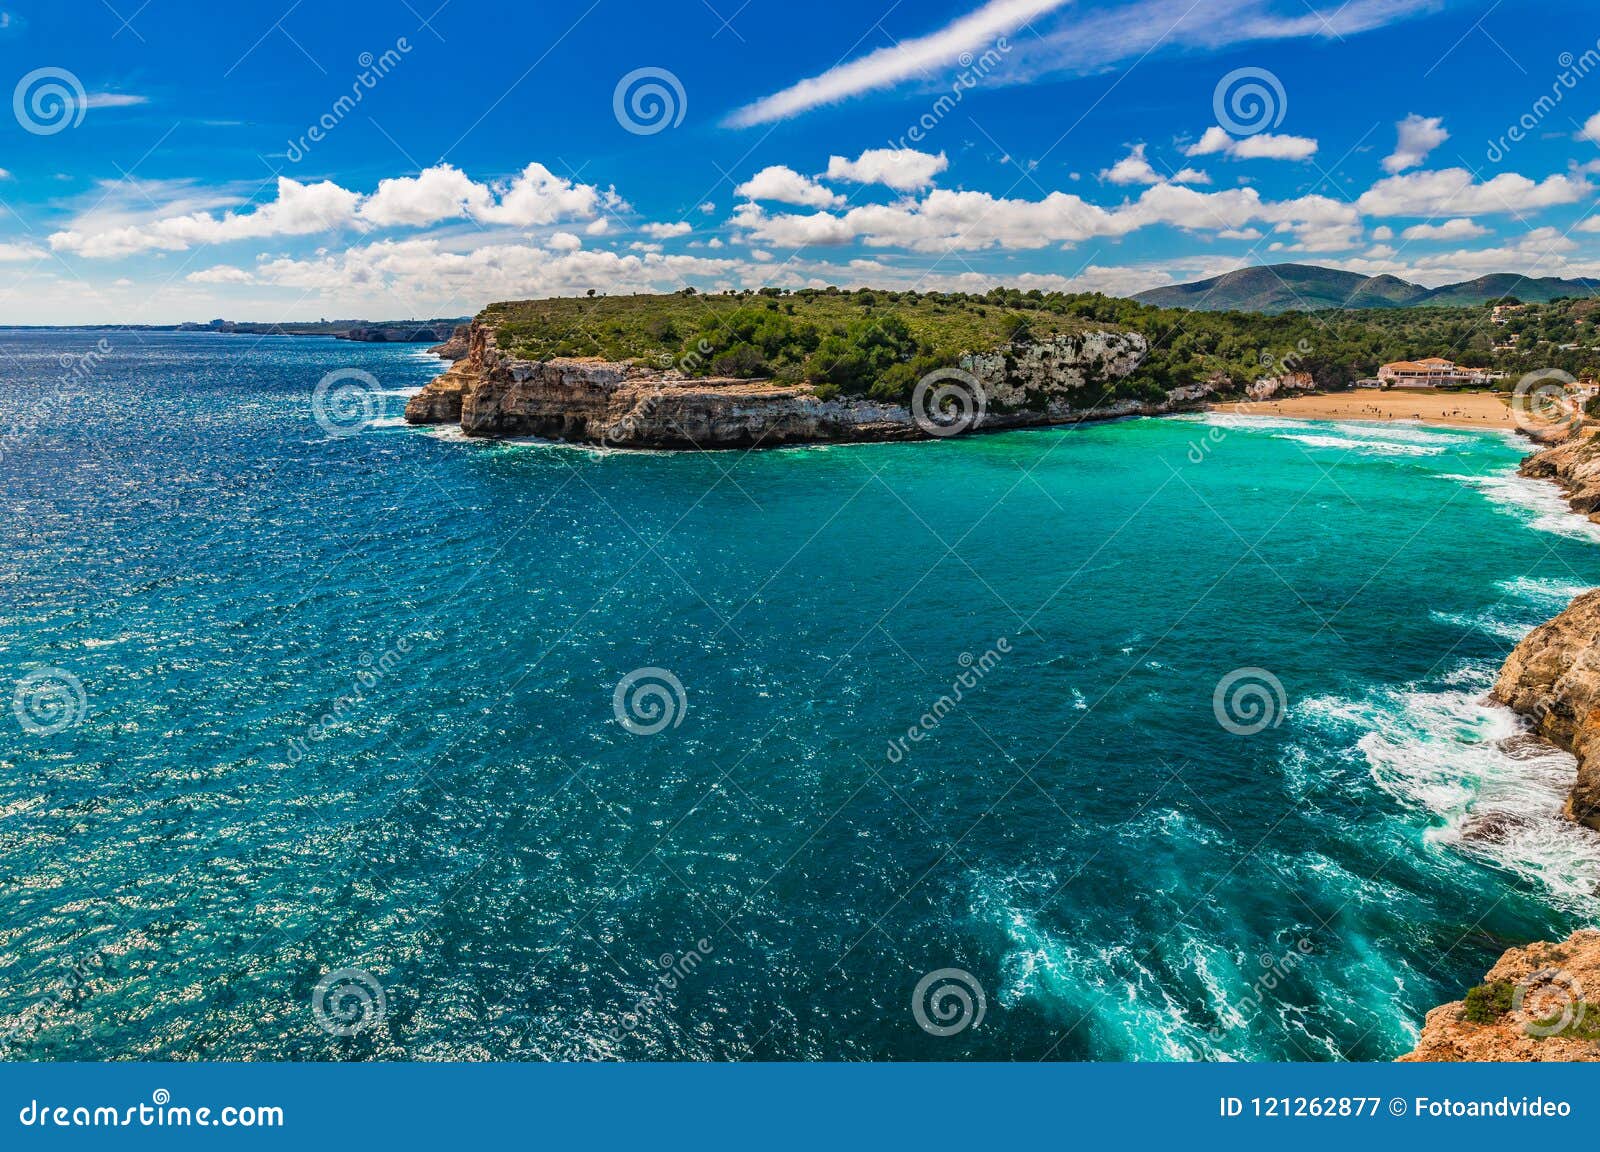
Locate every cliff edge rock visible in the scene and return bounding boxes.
[1400,931,1600,1061]
[404,318,1202,448]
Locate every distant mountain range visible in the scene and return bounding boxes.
[1129,263,1600,313]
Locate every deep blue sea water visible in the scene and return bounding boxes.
[3,329,1599,1061]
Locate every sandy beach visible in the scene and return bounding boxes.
[1216,389,1518,429]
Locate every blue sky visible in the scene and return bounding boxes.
[1,0,1599,322]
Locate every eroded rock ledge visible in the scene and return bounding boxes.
[1400,931,1600,1061]
[1492,434,1600,832]
[404,319,1204,448]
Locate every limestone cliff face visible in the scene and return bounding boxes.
[1520,431,1600,519]
[426,323,471,361]
[403,360,473,424]
[1400,931,1600,1062]
[403,321,1188,448]
[1489,434,1600,832]
[1493,588,1600,831]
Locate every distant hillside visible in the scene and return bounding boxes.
[1131,263,1600,313]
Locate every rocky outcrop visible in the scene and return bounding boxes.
[1493,588,1600,831]
[404,321,1194,448]
[403,360,474,425]
[1520,431,1600,519]
[337,320,466,344]
[1400,931,1600,1061]
[427,323,470,361]
[1244,371,1316,401]
[1489,433,1600,832]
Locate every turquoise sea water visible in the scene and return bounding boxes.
[3,330,1600,1061]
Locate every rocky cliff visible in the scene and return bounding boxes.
[1489,434,1600,832]
[1403,435,1600,1062]
[427,323,470,361]
[1400,931,1600,1061]
[404,319,1196,448]
[1493,591,1600,831]
[1519,430,1600,519]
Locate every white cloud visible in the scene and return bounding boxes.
[547,231,583,251]
[358,165,489,228]
[726,0,1441,126]
[1579,112,1600,144]
[186,265,255,284]
[731,180,1361,253]
[50,163,619,258]
[1357,168,1591,216]
[726,0,1072,125]
[641,221,692,238]
[1099,143,1208,185]
[1383,114,1448,173]
[84,92,149,109]
[0,241,45,261]
[734,165,844,208]
[1185,125,1317,160]
[51,176,362,258]
[1398,217,1487,241]
[825,148,948,191]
